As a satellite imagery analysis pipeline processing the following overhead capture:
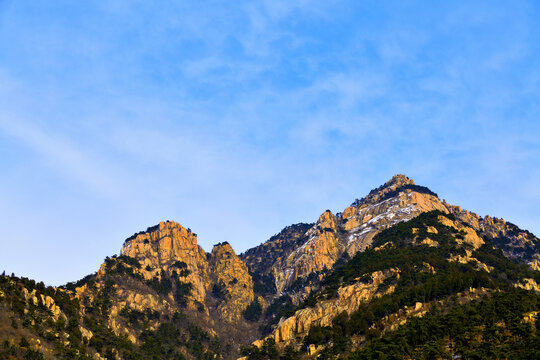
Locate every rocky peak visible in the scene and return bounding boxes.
[386,174,415,188]
[446,207,540,263]
[272,175,447,293]
[120,221,201,265]
[317,210,337,229]
[119,220,210,304]
[209,242,254,322]
[210,242,235,258]
[273,212,342,294]
[356,174,427,206]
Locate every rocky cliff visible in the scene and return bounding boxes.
[1,174,539,360]
[265,211,488,349]
[241,209,540,359]
[264,175,538,295]
[271,175,449,293]
[209,242,254,322]
[68,221,258,359]
[120,221,210,305]
[240,223,313,277]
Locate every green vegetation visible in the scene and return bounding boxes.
[348,289,540,359]
[171,261,191,277]
[492,221,540,261]
[139,315,223,360]
[255,211,540,359]
[0,256,218,360]
[243,299,263,322]
[173,282,193,307]
[240,338,300,360]
[1,339,45,359]
[146,271,173,295]
[1,210,539,359]
[211,282,229,301]
[250,271,276,296]
[260,295,296,334]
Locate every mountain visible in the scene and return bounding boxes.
[1,175,539,360]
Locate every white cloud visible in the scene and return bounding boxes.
[0,116,120,198]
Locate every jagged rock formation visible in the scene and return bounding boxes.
[67,221,258,359]
[209,242,254,322]
[272,212,341,294]
[265,212,489,348]
[266,175,539,294]
[1,174,539,360]
[242,210,540,358]
[272,269,399,343]
[240,223,313,277]
[448,205,540,264]
[341,175,448,254]
[120,221,210,304]
[272,175,449,293]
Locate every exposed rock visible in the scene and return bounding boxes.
[342,185,448,256]
[517,278,540,292]
[273,175,449,293]
[273,211,341,293]
[272,269,399,343]
[530,255,540,271]
[241,223,313,276]
[80,326,94,341]
[308,344,324,356]
[3,174,538,360]
[120,221,210,304]
[22,288,64,321]
[449,207,539,263]
[209,242,254,322]
[437,215,484,248]
[268,175,539,298]
[523,311,539,323]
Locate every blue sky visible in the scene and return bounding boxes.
[0,1,539,286]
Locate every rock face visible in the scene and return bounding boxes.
[100,175,540,341]
[341,175,448,255]
[209,242,254,322]
[240,223,313,277]
[120,221,210,303]
[264,208,528,353]
[64,221,260,358]
[272,269,399,343]
[272,175,449,293]
[117,222,255,322]
[273,211,341,293]
[264,175,539,296]
[448,207,540,263]
[2,174,539,360]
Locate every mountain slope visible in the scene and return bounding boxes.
[1,175,538,360]
[241,210,540,359]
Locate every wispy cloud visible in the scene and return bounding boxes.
[0,1,539,285]
[0,117,120,198]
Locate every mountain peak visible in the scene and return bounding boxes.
[385,174,415,188]
[120,220,203,267]
[123,220,196,245]
[351,174,425,207]
[211,241,234,254]
[317,210,337,227]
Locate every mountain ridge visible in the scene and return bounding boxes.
[1,174,539,360]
